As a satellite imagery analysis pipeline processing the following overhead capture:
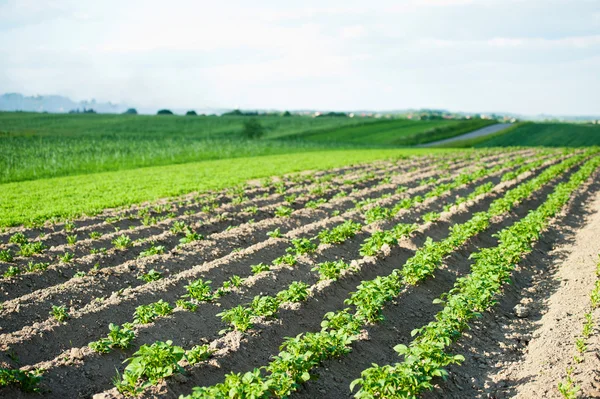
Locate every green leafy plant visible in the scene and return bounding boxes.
[18,241,46,257]
[88,231,102,239]
[277,281,310,303]
[186,344,214,365]
[90,323,136,353]
[267,228,282,238]
[25,261,49,273]
[138,269,163,282]
[112,234,133,250]
[3,266,21,278]
[217,305,253,333]
[273,254,296,266]
[59,252,74,263]
[0,249,14,263]
[138,244,165,258]
[9,232,28,245]
[275,206,293,218]
[422,211,441,223]
[288,238,317,256]
[51,305,69,322]
[318,220,362,245]
[0,367,42,392]
[115,340,185,394]
[66,234,78,245]
[251,263,270,275]
[312,260,350,281]
[184,279,213,302]
[133,300,173,324]
[359,231,397,257]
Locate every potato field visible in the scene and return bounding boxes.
[1,148,600,398]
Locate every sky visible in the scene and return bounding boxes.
[1,0,599,115]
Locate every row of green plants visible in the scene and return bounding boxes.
[557,254,600,398]
[99,153,530,394]
[118,151,555,396]
[352,154,600,398]
[0,151,526,394]
[0,151,527,393]
[178,150,588,398]
[37,156,469,342]
[0,156,440,283]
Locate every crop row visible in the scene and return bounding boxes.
[0,151,547,396]
[171,150,594,398]
[352,155,600,398]
[0,149,524,334]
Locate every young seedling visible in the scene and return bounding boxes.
[51,305,69,322]
[18,242,46,257]
[138,244,166,258]
[59,252,74,263]
[88,231,102,240]
[138,269,163,282]
[8,232,28,245]
[274,206,293,218]
[217,305,253,333]
[112,234,133,250]
[184,279,213,302]
[267,228,282,238]
[186,345,214,365]
[251,263,270,275]
[115,340,185,394]
[66,234,78,245]
[3,266,21,278]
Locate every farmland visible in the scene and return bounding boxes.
[1,147,600,398]
[0,112,490,184]
[474,122,600,147]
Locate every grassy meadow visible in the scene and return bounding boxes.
[0,112,490,184]
[474,122,600,147]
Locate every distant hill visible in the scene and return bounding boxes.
[0,93,126,113]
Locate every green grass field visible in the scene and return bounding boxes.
[279,118,495,146]
[0,148,456,227]
[0,112,489,184]
[0,113,374,184]
[474,122,600,147]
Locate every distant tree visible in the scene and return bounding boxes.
[223,109,244,116]
[241,118,265,139]
[282,110,292,117]
[317,112,347,118]
[123,108,138,115]
[222,109,259,117]
[83,108,96,114]
[157,109,174,115]
[186,110,197,116]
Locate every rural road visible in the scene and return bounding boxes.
[420,123,513,147]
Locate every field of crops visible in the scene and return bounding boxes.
[0,112,491,184]
[474,123,600,147]
[1,148,600,398]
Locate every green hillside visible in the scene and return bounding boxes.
[475,122,600,147]
[0,112,488,184]
[281,118,495,146]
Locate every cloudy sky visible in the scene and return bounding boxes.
[1,0,598,115]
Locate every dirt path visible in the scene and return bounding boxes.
[504,189,600,398]
[421,123,512,147]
